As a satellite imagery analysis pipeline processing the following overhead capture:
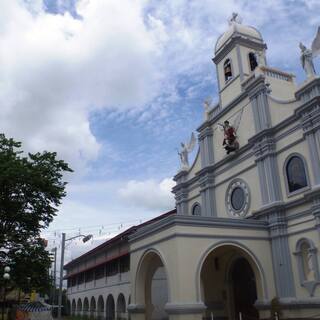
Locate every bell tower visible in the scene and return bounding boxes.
[213,13,267,108]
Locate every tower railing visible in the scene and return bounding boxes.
[260,66,295,82]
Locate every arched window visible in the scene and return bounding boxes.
[294,238,320,296]
[224,59,232,82]
[285,155,308,194]
[192,203,201,216]
[248,52,258,71]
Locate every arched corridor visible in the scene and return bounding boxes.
[116,293,126,320]
[97,295,104,319]
[83,297,89,317]
[77,298,82,316]
[90,296,96,318]
[71,299,76,315]
[106,294,115,320]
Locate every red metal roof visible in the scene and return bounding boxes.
[64,209,176,270]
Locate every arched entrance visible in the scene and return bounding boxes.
[106,295,115,320]
[231,258,259,320]
[199,244,264,320]
[135,250,169,320]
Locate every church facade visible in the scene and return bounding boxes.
[127,18,320,320]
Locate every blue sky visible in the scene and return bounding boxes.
[1,0,320,260]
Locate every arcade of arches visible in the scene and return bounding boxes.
[129,243,267,320]
[70,293,129,320]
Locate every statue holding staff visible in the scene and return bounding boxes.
[177,133,196,170]
[300,27,320,78]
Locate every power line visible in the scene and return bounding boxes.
[43,218,143,234]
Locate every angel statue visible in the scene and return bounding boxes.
[300,26,320,78]
[178,132,196,170]
[203,97,212,120]
[218,108,243,154]
[255,49,266,67]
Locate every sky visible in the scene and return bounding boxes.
[1,0,320,264]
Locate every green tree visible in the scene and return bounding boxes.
[0,134,72,292]
[7,238,52,294]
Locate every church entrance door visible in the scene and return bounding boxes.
[231,257,259,320]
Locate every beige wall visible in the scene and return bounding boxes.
[130,223,275,305]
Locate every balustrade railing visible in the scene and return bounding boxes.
[260,66,294,82]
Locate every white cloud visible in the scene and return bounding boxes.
[1,0,314,172]
[118,178,175,211]
[0,0,161,169]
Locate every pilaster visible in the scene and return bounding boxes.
[295,79,320,186]
[313,199,320,239]
[199,171,216,217]
[252,134,282,205]
[305,187,320,240]
[268,208,296,298]
[245,75,282,207]
[198,127,214,168]
[173,170,189,215]
[244,74,271,132]
[174,186,188,215]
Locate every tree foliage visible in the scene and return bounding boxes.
[7,238,52,294]
[0,134,72,292]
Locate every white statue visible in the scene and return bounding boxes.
[300,26,320,78]
[178,133,196,170]
[203,97,212,120]
[306,252,316,281]
[300,43,316,78]
[255,50,266,67]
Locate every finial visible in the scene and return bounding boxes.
[228,12,242,25]
[203,97,212,121]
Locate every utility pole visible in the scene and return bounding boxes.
[50,247,57,305]
[58,233,65,320]
[58,233,92,320]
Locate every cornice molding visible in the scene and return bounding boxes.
[213,35,267,64]
[129,214,268,244]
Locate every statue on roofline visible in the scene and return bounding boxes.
[203,97,212,120]
[255,49,266,67]
[300,27,320,78]
[178,132,196,170]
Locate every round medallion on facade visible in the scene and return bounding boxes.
[226,179,250,217]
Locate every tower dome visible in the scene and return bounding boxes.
[215,17,263,54]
